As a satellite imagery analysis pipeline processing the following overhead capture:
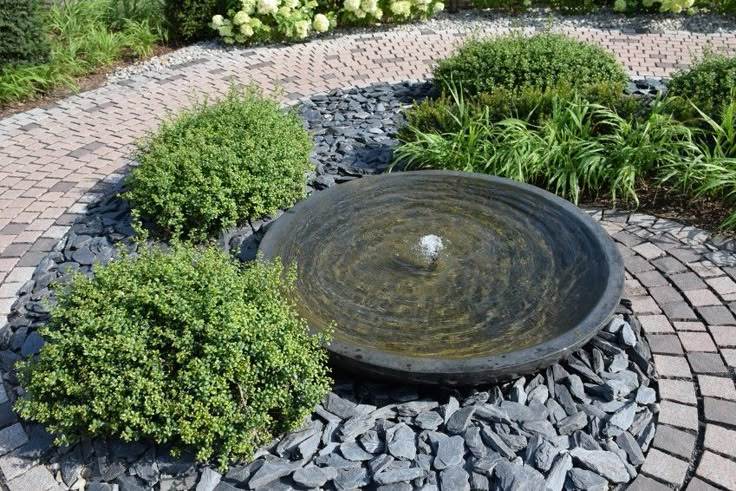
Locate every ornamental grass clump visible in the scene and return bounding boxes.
[15,244,332,468]
[126,87,313,242]
[433,34,628,96]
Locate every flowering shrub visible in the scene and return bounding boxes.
[612,0,696,13]
[211,0,443,44]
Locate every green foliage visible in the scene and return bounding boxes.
[165,0,223,40]
[401,82,645,138]
[658,101,736,229]
[0,0,164,106]
[433,34,628,97]
[126,87,314,242]
[668,54,736,121]
[16,243,332,469]
[394,90,699,206]
[0,0,50,68]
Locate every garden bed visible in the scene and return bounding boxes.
[0,82,661,491]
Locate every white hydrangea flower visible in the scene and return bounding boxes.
[241,0,257,13]
[433,1,444,11]
[613,0,626,10]
[232,10,250,25]
[278,6,291,16]
[218,24,233,36]
[212,14,225,27]
[372,7,383,18]
[295,19,310,38]
[257,0,280,15]
[287,0,300,8]
[390,0,411,16]
[344,0,361,12]
[362,0,378,11]
[240,24,254,36]
[312,13,330,32]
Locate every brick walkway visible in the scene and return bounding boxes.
[1,21,736,489]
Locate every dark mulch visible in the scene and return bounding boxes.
[586,183,735,238]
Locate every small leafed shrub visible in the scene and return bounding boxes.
[433,34,628,96]
[126,87,313,241]
[668,54,736,121]
[15,244,332,468]
[0,0,50,68]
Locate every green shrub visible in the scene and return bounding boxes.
[433,34,628,96]
[668,54,736,121]
[126,87,313,241]
[165,0,222,41]
[15,244,332,468]
[0,0,50,68]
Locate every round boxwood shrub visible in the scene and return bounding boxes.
[667,54,736,120]
[126,87,313,242]
[433,33,628,96]
[15,244,331,468]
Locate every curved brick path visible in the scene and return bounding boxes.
[2,19,736,490]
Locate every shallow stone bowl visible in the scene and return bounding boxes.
[259,171,624,385]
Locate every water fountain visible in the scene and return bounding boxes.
[259,171,624,385]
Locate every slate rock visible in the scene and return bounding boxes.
[567,468,608,491]
[115,475,147,491]
[480,428,515,459]
[369,454,395,475]
[339,414,377,441]
[20,331,44,357]
[616,431,645,466]
[569,448,629,483]
[473,404,511,424]
[341,440,374,461]
[470,472,490,491]
[359,429,384,454]
[463,426,485,459]
[292,465,337,488]
[635,386,656,405]
[439,465,470,491]
[605,403,637,437]
[325,392,358,419]
[557,412,587,435]
[415,411,444,430]
[446,406,475,435]
[247,461,295,488]
[493,460,545,491]
[387,423,416,460]
[442,397,460,424]
[546,453,573,491]
[433,434,465,470]
[196,468,221,491]
[333,467,370,490]
[374,467,425,485]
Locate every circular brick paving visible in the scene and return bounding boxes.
[1,16,736,490]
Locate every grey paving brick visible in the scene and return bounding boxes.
[652,424,696,460]
[704,398,736,426]
[0,424,29,457]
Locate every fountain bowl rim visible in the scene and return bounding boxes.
[258,170,624,385]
